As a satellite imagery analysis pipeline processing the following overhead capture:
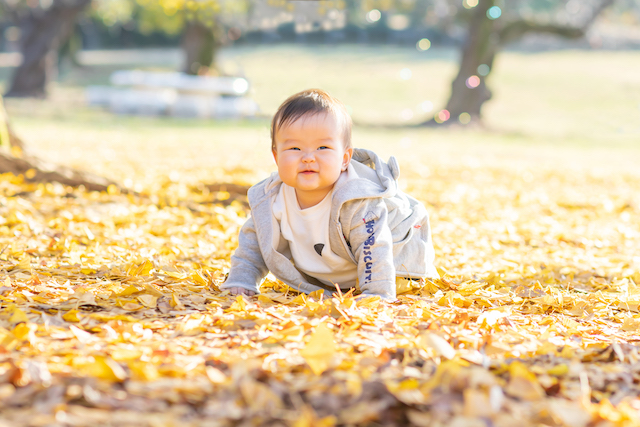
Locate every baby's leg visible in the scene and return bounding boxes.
[228,287,256,296]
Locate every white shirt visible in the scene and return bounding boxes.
[273,165,358,289]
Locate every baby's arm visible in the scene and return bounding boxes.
[221,215,268,296]
[348,199,396,301]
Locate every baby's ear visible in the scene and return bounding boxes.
[342,147,353,170]
[272,149,278,164]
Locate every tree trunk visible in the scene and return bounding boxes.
[441,0,496,124]
[181,22,217,75]
[423,0,614,126]
[0,95,118,192]
[409,0,430,30]
[4,0,90,98]
[0,150,118,192]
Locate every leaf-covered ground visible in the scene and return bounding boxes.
[1,132,639,427]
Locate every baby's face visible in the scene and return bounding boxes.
[273,112,352,209]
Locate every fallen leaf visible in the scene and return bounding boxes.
[420,332,456,360]
[300,322,336,375]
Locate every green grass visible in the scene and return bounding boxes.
[1,45,639,187]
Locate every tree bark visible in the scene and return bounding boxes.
[442,0,496,124]
[4,0,90,98]
[181,21,218,75]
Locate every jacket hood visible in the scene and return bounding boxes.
[344,148,399,198]
[352,148,400,180]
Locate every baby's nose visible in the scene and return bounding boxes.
[302,152,315,162]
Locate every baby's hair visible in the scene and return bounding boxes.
[270,89,352,151]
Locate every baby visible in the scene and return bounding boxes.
[221,89,438,301]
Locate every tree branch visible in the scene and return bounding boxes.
[498,0,614,45]
[579,0,616,29]
[499,21,583,45]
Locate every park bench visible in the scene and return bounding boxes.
[86,70,259,119]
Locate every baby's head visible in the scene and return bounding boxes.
[270,89,354,209]
[270,89,352,152]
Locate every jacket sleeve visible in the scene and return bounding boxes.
[220,215,268,294]
[347,199,396,301]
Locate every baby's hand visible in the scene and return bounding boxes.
[228,287,256,296]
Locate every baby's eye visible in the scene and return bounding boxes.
[289,147,300,151]
[318,146,329,150]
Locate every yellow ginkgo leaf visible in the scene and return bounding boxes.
[299,322,336,375]
[12,322,34,342]
[127,259,153,276]
[227,294,246,312]
[62,309,81,323]
[129,360,159,381]
[78,356,127,382]
[117,285,140,297]
[170,293,185,309]
[9,307,29,324]
[420,332,456,360]
[137,294,158,308]
[505,361,545,400]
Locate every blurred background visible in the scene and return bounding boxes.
[1,0,639,190]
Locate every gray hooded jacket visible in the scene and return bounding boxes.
[221,148,438,300]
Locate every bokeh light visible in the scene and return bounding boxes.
[487,6,502,20]
[465,75,481,88]
[400,137,412,148]
[463,0,479,9]
[421,101,434,112]
[477,64,490,76]
[388,15,410,31]
[434,109,450,123]
[459,113,471,124]
[4,26,21,42]
[399,68,412,80]
[228,27,241,41]
[232,78,250,94]
[400,109,414,121]
[366,9,381,23]
[416,38,431,51]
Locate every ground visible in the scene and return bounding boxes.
[0,46,639,426]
